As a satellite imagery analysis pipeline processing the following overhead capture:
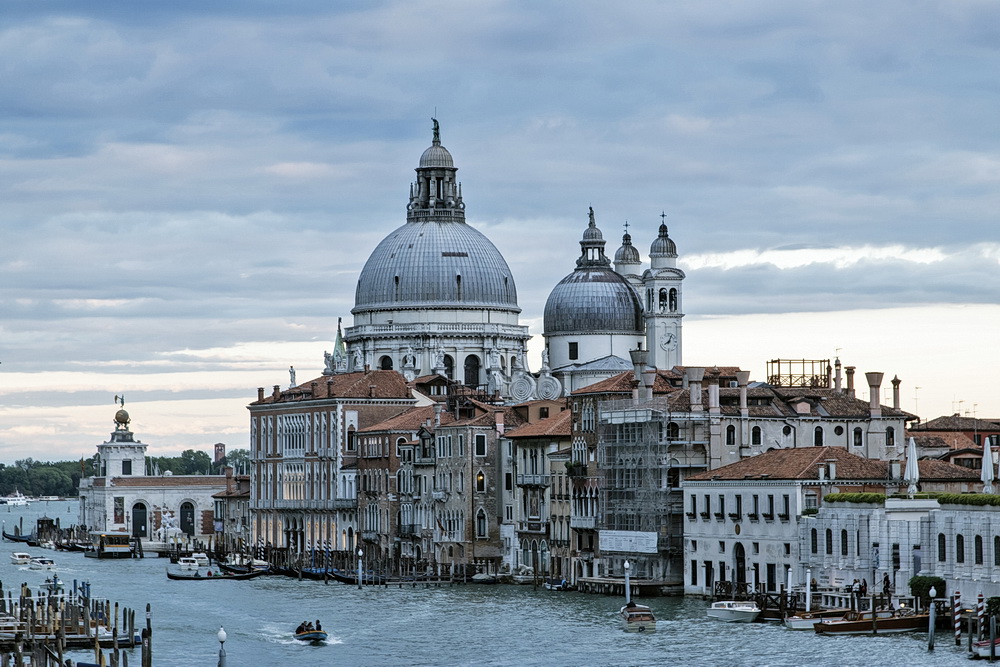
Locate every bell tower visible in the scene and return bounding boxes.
[643,214,684,369]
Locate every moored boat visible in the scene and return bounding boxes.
[543,577,571,591]
[177,557,199,571]
[84,531,133,559]
[0,490,30,506]
[783,608,851,630]
[2,530,36,543]
[620,601,657,632]
[814,608,928,635]
[707,600,761,623]
[974,638,1000,658]
[190,552,211,566]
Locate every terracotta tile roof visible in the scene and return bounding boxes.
[360,406,455,432]
[911,414,1000,431]
[917,459,981,481]
[449,405,526,430]
[252,370,412,404]
[686,447,887,481]
[505,410,572,439]
[572,370,681,396]
[104,476,228,488]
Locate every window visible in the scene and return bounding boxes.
[690,494,697,514]
[122,460,132,475]
[994,536,1000,567]
[976,535,984,565]
[718,495,725,516]
[784,543,791,556]
[886,426,896,447]
[957,534,965,564]
[475,434,487,457]
[735,495,743,516]
[752,542,759,554]
[841,529,849,556]
[813,426,824,446]
[476,509,488,538]
[751,426,761,446]
[726,425,736,446]
[781,494,790,518]
[752,495,759,515]
[476,470,486,493]
[853,427,863,447]
[938,533,947,562]
[804,492,818,510]
[825,529,833,555]
[568,342,578,360]
[834,425,844,436]
[667,422,680,440]
[539,407,549,419]
[691,561,698,585]
[782,425,792,436]
[719,541,726,553]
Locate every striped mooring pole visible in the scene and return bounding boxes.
[979,593,986,640]
[954,592,962,645]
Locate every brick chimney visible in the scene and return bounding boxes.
[845,366,856,398]
[257,387,264,402]
[834,358,842,392]
[736,370,751,418]
[272,385,281,400]
[891,375,901,410]
[434,403,442,427]
[687,367,704,412]
[494,409,505,435]
[629,346,648,403]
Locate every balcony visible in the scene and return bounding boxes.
[685,512,696,520]
[566,463,588,478]
[778,513,790,521]
[331,498,357,510]
[517,520,549,534]
[398,523,421,537]
[432,489,449,502]
[728,513,742,521]
[516,473,551,487]
[570,516,596,530]
[714,512,725,521]
[762,513,775,521]
[747,512,759,521]
[361,530,380,543]
[699,511,710,520]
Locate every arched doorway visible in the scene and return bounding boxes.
[131,503,147,538]
[733,542,746,584]
[180,502,195,536]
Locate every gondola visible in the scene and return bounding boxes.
[217,561,273,576]
[165,569,267,581]
[328,570,386,586]
[2,530,36,543]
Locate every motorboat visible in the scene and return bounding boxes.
[620,601,657,632]
[10,552,31,565]
[294,627,328,642]
[0,490,30,506]
[29,557,56,570]
[707,600,761,623]
[814,608,928,635]
[42,575,64,594]
[543,577,571,591]
[783,608,851,630]
[470,573,499,584]
[973,638,1000,658]
[190,552,211,566]
[177,557,200,571]
[166,568,267,581]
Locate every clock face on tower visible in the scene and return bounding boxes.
[659,332,676,350]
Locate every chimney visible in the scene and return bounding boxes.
[630,346,648,403]
[257,387,264,402]
[890,460,901,479]
[845,366,856,398]
[736,371,751,418]
[369,384,377,398]
[327,379,334,397]
[708,384,720,415]
[272,385,281,400]
[687,367,704,412]
[826,361,833,388]
[494,409,505,435]
[225,466,234,494]
[310,381,317,396]
[892,375,901,410]
[866,372,884,418]
[817,463,826,481]
[642,368,656,401]
[826,459,837,480]
[434,403,442,427]
[834,358,842,392]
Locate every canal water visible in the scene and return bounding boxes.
[0,502,980,666]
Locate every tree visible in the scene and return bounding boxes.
[221,448,250,473]
[180,449,212,475]
[909,575,946,608]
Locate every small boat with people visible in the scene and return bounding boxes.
[294,620,328,642]
[814,607,928,635]
[9,552,31,565]
[166,568,267,581]
[706,600,761,623]
[29,557,56,570]
[542,577,571,591]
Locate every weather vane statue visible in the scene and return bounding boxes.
[114,394,125,408]
[432,117,440,144]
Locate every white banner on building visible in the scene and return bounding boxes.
[599,530,658,554]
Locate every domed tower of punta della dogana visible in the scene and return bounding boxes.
[333,120,683,400]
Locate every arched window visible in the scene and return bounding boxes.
[956,534,965,564]
[476,470,486,493]
[476,509,487,538]
[841,529,849,556]
[995,536,1000,567]
[976,535,984,565]
[443,355,454,379]
[751,426,762,446]
[726,425,736,446]
[379,356,393,370]
[811,528,818,554]
[853,427,863,447]
[667,422,680,441]
[669,288,678,312]
[825,529,833,555]
[814,427,824,446]
[886,427,896,447]
[464,355,481,386]
[658,288,668,310]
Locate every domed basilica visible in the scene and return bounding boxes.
[331,121,685,399]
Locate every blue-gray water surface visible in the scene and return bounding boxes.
[0,502,978,666]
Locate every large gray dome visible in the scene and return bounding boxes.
[353,220,519,312]
[543,268,642,334]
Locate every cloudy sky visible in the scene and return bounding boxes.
[2,1,999,461]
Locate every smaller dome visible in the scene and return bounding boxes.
[419,144,454,168]
[650,223,677,257]
[614,232,641,264]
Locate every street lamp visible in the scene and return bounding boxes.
[357,548,364,590]
[217,626,227,667]
[624,560,631,605]
[928,586,937,651]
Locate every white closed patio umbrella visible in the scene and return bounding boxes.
[982,437,995,494]
[904,437,920,497]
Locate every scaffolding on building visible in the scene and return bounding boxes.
[596,396,710,563]
[766,358,831,388]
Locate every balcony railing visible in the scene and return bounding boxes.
[361,530,380,543]
[569,516,596,530]
[398,523,421,537]
[516,473,551,487]
[432,489,449,502]
[517,520,549,534]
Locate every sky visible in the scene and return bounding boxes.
[2,1,999,462]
